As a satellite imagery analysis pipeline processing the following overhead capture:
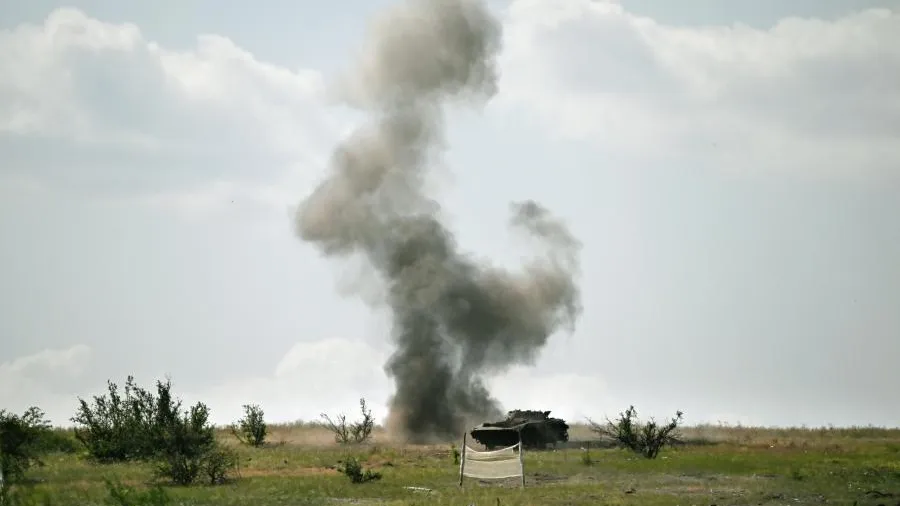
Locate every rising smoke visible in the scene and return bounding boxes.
[294,0,582,441]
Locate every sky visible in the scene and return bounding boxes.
[1,0,899,430]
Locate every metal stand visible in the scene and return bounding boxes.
[518,429,525,489]
[458,433,467,487]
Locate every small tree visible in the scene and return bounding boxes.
[320,412,351,444]
[588,405,683,459]
[350,399,374,444]
[321,398,375,445]
[231,404,267,447]
[0,407,52,485]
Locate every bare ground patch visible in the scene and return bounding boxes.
[237,466,340,478]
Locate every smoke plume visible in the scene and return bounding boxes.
[294,0,582,441]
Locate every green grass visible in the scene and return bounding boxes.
[5,424,900,505]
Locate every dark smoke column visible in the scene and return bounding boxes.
[294,0,583,442]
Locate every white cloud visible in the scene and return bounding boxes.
[0,8,345,204]
[0,344,92,423]
[0,343,91,378]
[496,0,900,178]
[181,338,395,426]
[0,339,395,428]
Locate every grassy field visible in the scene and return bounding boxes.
[7,423,900,505]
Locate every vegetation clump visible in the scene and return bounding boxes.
[337,456,382,484]
[0,407,52,485]
[589,405,683,459]
[321,398,375,445]
[231,404,267,447]
[71,375,235,485]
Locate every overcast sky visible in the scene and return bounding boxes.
[1,0,898,430]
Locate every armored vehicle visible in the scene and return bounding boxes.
[469,410,569,450]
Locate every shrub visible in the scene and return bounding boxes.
[350,399,375,444]
[71,376,171,462]
[201,446,238,485]
[588,405,683,459]
[0,407,52,484]
[72,375,233,486]
[154,402,216,486]
[321,398,375,445]
[231,404,267,447]
[321,412,351,444]
[337,456,382,484]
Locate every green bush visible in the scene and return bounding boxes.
[153,402,216,486]
[71,376,170,462]
[337,456,381,484]
[589,405,683,459]
[231,404,267,447]
[201,446,238,485]
[0,407,52,484]
[72,375,233,486]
